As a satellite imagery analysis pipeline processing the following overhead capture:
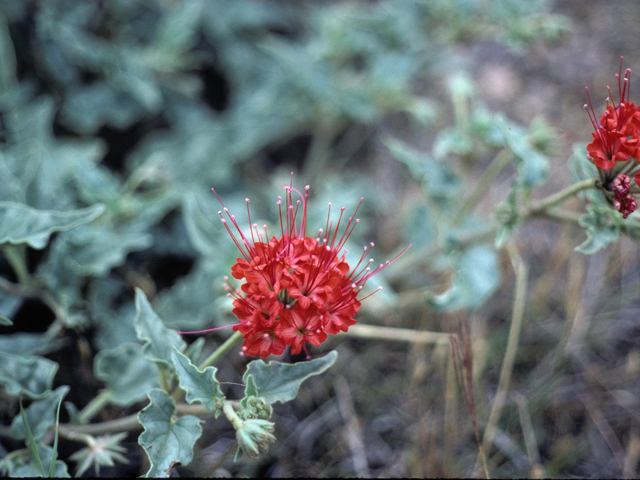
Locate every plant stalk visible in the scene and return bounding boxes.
[198,331,243,370]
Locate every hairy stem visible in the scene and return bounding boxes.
[526,178,597,215]
[77,390,114,424]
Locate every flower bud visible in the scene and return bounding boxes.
[236,418,276,458]
[238,396,273,421]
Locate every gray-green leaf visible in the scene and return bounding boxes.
[94,343,161,407]
[133,288,186,369]
[61,226,152,277]
[0,352,59,399]
[0,202,105,249]
[171,349,224,412]
[427,245,501,311]
[242,351,338,405]
[138,389,203,478]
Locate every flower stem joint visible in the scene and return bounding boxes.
[585,56,640,218]
[186,174,411,358]
[223,402,276,459]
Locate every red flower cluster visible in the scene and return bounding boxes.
[585,57,640,218]
[213,176,409,358]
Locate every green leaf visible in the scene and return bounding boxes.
[494,188,519,249]
[60,83,145,134]
[0,202,105,249]
[181,193,221,260]
[171,349,224,412]
[243,375,259,405]
[0,352,59,399]
[94,343,161,407]
[0,332,63,356]
[427,245,501,311]
[4,442,70,478]
[60,225,152,277]
[11,386,69,441]
[569,144,596,183]
[138,389,203,478]
[133,288,186,369]
[576,201,621,255]
[383,136,458,204]
[242,351,338,405]
[403,202,437,252]
[153,266,225,331]
[496,116,548,189]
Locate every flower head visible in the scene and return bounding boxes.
[611,174,638,219]
[210,174,409,358]
[585,57,640,218]
[235,417,276,458]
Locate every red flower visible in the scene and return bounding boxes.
[585,59,640,171]
[585,57,640,219]
[214,175,410,358]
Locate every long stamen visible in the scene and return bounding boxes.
[585,87,606,145]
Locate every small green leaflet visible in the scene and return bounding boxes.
[172,348,224,413]
[137,389,203,478]
[242,351,338,405]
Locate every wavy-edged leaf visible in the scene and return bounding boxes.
[0,332,63,356]
[94,343,161,407]
[576,202,621,255]
[172,349,224,413]
[61,225,152,277]
[138,389,203,478]
[0,202,105,249]
[427,245,501,311]
[496,115,548,189]
[133,288,186,369]
[242,351,337,405]
[0,352,59,399]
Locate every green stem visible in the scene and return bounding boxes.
[478,242,528,469]
[77,390,113,424]
[222,402,243,430]
[57,429,94,444]
[526,178,597,215]
[55,403,211,437]
[3,244,31,285]
[532,207,582,224]
[198,331,243,370]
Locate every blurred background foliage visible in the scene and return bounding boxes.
[2,0,640,477]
